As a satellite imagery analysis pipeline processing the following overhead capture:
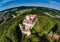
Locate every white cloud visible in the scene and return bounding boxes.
[17,0,60,10]
[50,1,60,6]
[28,1,60,10]
[0,0,60,11]
[43,1,60,10]
[0,0,15,6]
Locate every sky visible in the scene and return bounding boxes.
[0,0,60,11]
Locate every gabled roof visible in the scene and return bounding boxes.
[53,34,60,40]
[27,14,37,20]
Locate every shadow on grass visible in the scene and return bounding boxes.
[40,34,50,42]
[16,25,22,42]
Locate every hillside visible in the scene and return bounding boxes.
[0,6,60,42]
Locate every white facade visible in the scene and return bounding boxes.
[19,14,38,36]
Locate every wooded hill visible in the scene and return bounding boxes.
[0,6,60,42]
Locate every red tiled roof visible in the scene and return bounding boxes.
[29,14,37,20]
[29,14,37,17]
[53,34,60,40]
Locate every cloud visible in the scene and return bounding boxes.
[20,0,60,10]
[0,0,15,6]
[28,0,60,10]
[0,0,60,11]
[44,1,60,10]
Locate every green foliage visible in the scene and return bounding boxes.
[23,34,39,42]
[0,7,60,42]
